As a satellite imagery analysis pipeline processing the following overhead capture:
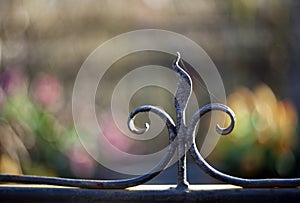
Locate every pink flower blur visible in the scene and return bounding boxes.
[98,115,133,160]
[68,146,96,177]
[32,74,62,109]
[100,116,132,151]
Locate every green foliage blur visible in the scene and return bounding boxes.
[0,69,83,177]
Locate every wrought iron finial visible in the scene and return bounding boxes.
[1,53,300,189]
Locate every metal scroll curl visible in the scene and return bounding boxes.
[0,106,177,189]
[187,107,300,188]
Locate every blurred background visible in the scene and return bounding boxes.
[0,0,300,183]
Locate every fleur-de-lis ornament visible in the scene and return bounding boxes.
[1,53,300,189]
[129,53,300,189]
[129,52,235,189]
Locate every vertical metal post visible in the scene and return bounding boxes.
[176,116,189,189]
[173,52,191,189]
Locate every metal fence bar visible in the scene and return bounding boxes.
[1,185,300,203]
